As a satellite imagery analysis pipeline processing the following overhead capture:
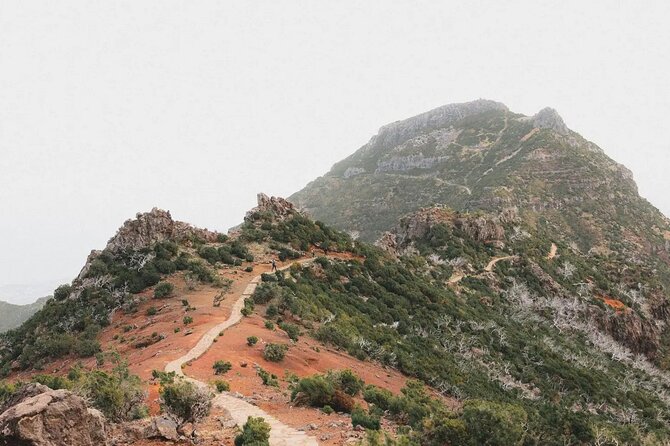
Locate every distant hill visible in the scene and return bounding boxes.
[0,296,49,333]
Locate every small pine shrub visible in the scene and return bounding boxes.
[183,316,193,325]
[247,336,259,346]
[146,306,157,316]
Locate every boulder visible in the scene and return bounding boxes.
[0,384,107,446]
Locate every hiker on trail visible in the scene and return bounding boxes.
[271,258,277,272]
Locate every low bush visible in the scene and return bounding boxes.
[214,380,230,392]
[154,282,175,299]
[235,416,271,446]
[278,321,300,341]
[146,306,157,316]
[213,360,232,375]
[257,367,279,387]
[351,405,381,430]
[262,343,288,362]
[159,379,212,426]
[53,284,72,301]
[290,371,360,413]
[247,336,258,346]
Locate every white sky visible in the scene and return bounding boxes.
[1,1,669,303]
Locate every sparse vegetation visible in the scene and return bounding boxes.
[246,336,258,346]
[214,379,230,392]
[212,360,232,375]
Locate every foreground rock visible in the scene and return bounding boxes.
[0,384,107,446]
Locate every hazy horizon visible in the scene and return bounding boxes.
[2,1,669,304]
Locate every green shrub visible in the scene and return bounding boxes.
[217,233,229,243]
[351,405,380,430]
[146,306,157,316]
[264,320,275,330]
[257,367,279,387]
[53,284,72,301]
[290,371,359,413]
[263,343,288,362]
[154,282,175,298]
[234,416,271,446]
[363,385,393,410]
[152,370,176,385]
[247,336,258,346]
[33,373,72,390]
[213,360,232,375]
[79,360,147,421]
[75,339,101,357]
[328,369,364,396]
[183,316,193,325]
[198,246,221,264]
[322,405,334,415]
[159,379,212,426]
[265,304,278,318]
[278,321,300,341]
[245,266,254,273]
[214,380,230,392]
[461,400,527,446]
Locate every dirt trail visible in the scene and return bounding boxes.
[484,255,518,272]
[546,243,558,260]
[165,259,320,446]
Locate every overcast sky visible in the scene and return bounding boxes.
[1,1,669,303]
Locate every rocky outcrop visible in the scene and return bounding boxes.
[0,384,108,446]
[532,107,569,135]
[375,155,449,173]
[454,215,505,243]
[377,206,507,255]
[592,308,660,359]
[245,193,299,222]
[366,99,507,151]
[106,208,218,253]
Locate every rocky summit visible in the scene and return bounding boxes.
[290,99,668,259]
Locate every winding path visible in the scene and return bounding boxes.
[484,255,518,272]
[165,260,319,446]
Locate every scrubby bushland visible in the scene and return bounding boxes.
[0,241,183,373]
[250,216,670,444]
[22,356,147,422]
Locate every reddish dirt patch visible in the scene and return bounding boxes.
[599,296,627,311]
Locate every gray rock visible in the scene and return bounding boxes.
[0,384,108,446]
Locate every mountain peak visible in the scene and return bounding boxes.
[532,106,569,135]
[369,99,508,151]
